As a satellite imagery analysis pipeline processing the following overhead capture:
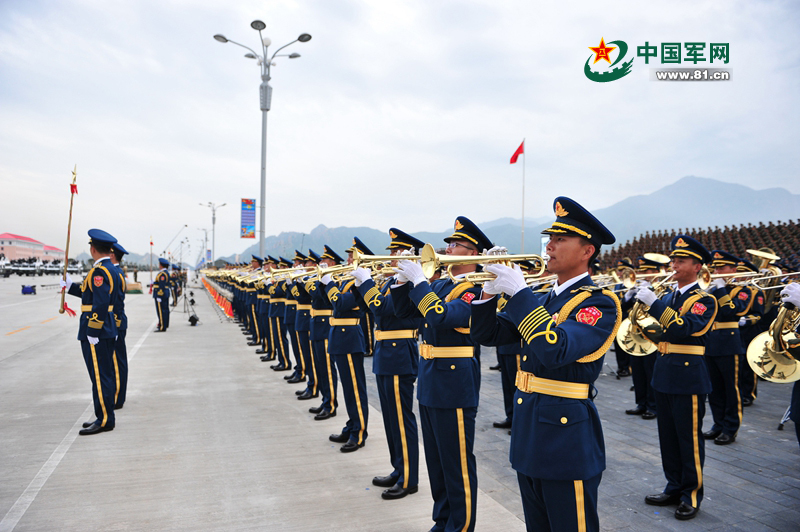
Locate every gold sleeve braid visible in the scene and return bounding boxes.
[679,290,718,337]
[552,288,621,364]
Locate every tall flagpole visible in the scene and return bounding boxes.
[521,138,526,253]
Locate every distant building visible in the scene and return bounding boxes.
[0,233,64,260]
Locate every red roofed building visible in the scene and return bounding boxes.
[0,233,63,260]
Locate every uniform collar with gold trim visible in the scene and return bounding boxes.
[552,272,589,297]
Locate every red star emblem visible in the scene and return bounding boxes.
[589,38,616,64]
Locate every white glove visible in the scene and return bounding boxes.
[399,248,416,257]
[738,317,747,326]
[780,283,800,308]
[396,260,426,286]
[319,263,329,269]
[60,273,73,290]
[393,268,410,284]
[157,298,162,302]
[711,278,726,290]
[634,287,657,306]
[320,273,333,285]
[636,279,651,288]
[351,267,371,286]
[483,246,507,256]
[624,287,637,301]
[484,263,527,297]
[87,336,100,345]
[482,276,504,296]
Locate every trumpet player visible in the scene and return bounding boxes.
[778,282,800,448]
[292,251,319,400]
[471,197,619,532]
[351,228,425,500]
[306,249,338,421]
[634,235,716,521]
[391,216,489,532]
[268,257,292,371]
[703,250,752,445]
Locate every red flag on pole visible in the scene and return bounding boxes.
[510,140,524,164]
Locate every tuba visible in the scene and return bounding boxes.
[746,302,800,383]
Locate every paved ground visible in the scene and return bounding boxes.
[1,273,799,531]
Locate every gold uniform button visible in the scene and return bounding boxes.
[392,342,397,346]
[424,324,428,328]
[341,328,346,332]
[522,355,527,362]
[684,361,689,366]
[560,417,568,424]
[450,365,456,370]
[517,398,523,404]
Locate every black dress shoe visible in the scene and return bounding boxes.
[79,422,114,436]
[283,372,296,380]
[272,365,291,371]
[489,364,501,371]
[625,406,646,415]
[492,419,512,429]
[314,411,336,420]
[714,433,736,445]
[247,341,259,346]
[298,391,318,400]
[645,492,681,506]
[82,420,97,428]
[617,369,631,377]
[329,433,349,443]
[255,349,267,354]
[154,329,165,332]
[340,440,365,453]
[296,389,306,396]
[641,411,657,420]
[309,405,324,414]
[288,375,306,384]
[382,484,418,500]
[675,502,699,520]
[114,403,124,410]
[742,397,753,407]
[702,429,722,440]
[372,475,398,488]
[260,356,270,361]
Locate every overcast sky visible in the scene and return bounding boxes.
[2,0,798,262]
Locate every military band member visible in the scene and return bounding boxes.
[779,282,800,448]
[63,229,123,435]
[109,243,129,410]
[352,228,424,499]
[635,235,716,521]
[471,198,619,532]
[257,257,273,360]
[703,250,749,445]
[307,248,338,420]
[623,256,663,419]
[292,251,318,400]
[153,258,171,331]
[282,256,306,384]
[391,216,489,532]
[736,258,765,406]
[247,256,264,347]
[324,241,370,452]
[268,257,292,371]
[613,258,634,377]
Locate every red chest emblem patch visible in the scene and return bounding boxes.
[93,275,104,287]
[576,306,602,326]
[690,302,707,315]
[737,291,749,301]
[461,292,476,304]
[757,296,764,305]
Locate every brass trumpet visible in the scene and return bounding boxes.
[417,243,545,279]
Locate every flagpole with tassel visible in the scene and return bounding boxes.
[59,165,78,316]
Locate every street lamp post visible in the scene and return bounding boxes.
[200,202,226,265]
[213,21,311,259]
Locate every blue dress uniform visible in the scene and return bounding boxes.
[307,249,338,418]
[292,251,318,399]
[644,236,716,515]
[705,250,749,442]
[391,217,489,532]
[471,199,619,532]
[356,228,424,497]
[625,256,663,417]
[323,242,370,451]
[247,256,264,346]
[613,258,634,376]
[111,243,129,409]
[256,264,273,359]
[268,257,292,371]
[69,229,122,434]
[153,258,171,331]
[495,294,522,428]
[281,257,306,383]
[736,258,765,404]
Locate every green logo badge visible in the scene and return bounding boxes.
[585,38,634,82]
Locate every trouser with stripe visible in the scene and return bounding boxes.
[498,353,518,422]
[286,322,303,377]
[113,329,128,408]
[631,352,657,412]
[517,471,601,532]
[706,354,742,436]
[259,309,271,355]
[155,297,170,330]
[335,353,368,445]
[80,338,116,428]
[270,317,290,366]
[420,404,477,532]
[738,353,757,401]
[376,374,418,489]
[654,391,706,508]
[297,330,316,393]
[313,339,337,414]
[249,304,260,341]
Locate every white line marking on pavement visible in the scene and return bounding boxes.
[0,318,158,532]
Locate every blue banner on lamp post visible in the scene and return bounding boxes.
[241,198,256,238]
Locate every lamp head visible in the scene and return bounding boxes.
[244,53,257,59]
[288,53,300,59]
[213,34,228,43]
[298,33,312,42]
[250,20,266,31]
[262,36,271,47]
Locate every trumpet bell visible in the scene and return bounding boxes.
[616,317,659,356]
[746,331,800,383]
